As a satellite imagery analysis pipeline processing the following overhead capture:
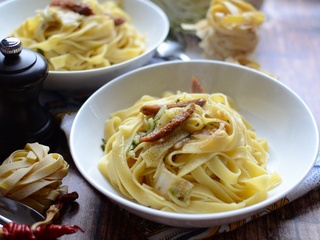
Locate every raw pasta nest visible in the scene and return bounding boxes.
[193,0,265,69]
[0,143,69,213]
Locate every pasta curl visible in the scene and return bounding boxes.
[0,143,69,213]
[99,90,281,213]
[11,0,146,71]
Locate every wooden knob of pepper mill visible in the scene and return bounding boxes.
[0,37,58,161]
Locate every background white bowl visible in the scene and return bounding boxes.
[0,0,169,93]
[70,60,319,227]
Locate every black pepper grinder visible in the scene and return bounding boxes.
[0,37,58,161]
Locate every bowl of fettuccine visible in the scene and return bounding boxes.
[0,0,169,92]
[70,60,319,227]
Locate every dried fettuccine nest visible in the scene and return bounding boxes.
[190,0,265,69]
[0,143,69,213]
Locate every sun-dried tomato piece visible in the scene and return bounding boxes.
[50,0,94,16]
[191,76,205,93]
[140,103,196,142]
[140,98,206,117]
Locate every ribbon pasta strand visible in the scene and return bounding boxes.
[98,90,281,213]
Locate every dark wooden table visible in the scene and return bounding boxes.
[3,0,320,239]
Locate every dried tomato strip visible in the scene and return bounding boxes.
[140,103,196,142]
[191,76,205,93]
[104,13,125,26]
[140,98,206,117]
[50,0,94,16]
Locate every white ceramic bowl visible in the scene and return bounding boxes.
[70,60,319,227]
[0,0,169,92]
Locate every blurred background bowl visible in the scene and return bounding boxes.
[0,0,169,93]
[70,60,319,227]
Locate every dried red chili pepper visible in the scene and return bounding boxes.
[1,223,35,240]
[33,224,84,239]
[0,222,83,240]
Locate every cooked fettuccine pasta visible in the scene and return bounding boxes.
[0,143,69,213]
[98,79,281,213]
[11,0,146,71]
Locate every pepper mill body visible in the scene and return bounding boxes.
[0,37,58,161]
